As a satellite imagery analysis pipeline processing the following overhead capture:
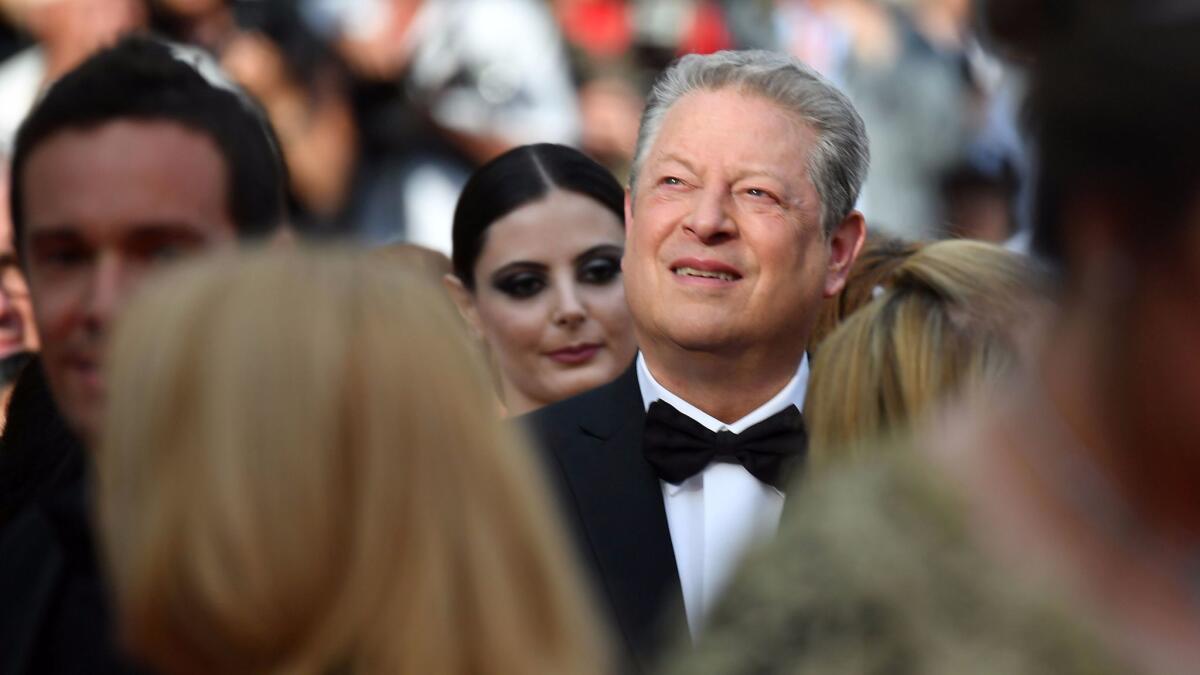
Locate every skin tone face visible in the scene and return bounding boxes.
[446,189,636,415]
[21,119,238,444]
[623,87,864,420]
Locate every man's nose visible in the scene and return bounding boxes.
[82,254,128,335]
[683,184,737,244]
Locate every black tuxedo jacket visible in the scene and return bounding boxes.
[521,365,687,674]
[0,361,149,675]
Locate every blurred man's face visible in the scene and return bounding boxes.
[20,119,237,443]
[623,88,862,360]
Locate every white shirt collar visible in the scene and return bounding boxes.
[636,351,809,495]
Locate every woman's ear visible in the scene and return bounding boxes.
[443,273,485,341]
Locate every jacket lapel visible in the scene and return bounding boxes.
[553,367,686,672]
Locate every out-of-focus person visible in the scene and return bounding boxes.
[665,10,1200,675]
[809,233,922,346]
[0,0,145,150]
[151,0,360,234]
[0,162,37,429]
[523,50,868,671]
[445,143,635,416]
[939,156,1020,243]
[301,0,581,249]
[370,240,452,285]
[96,248,607,675]
[775,0,975,239]
[0,35,285,674]
[805,239,1043,468]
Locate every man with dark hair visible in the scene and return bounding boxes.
[0,34,286,674]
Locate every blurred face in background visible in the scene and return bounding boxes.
[451,189,636,415]
[19,119,237,443]
[0,165,38,362]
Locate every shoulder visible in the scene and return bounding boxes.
[0,358,86,528]
[517,366,640,450]
[667,452,1123,675]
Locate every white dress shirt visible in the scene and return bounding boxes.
[636,352,809,637]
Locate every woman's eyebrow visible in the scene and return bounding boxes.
[573,244,624,264]
[490,260,549,279]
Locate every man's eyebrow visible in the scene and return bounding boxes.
[121,223,211,241]
[26,227,83,243]
[657,153,699,174]
[731,165,788,183]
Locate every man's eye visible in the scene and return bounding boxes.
[661,176,684,186]
[745,188,775,200]
[578,257,620,285]
[494,274,546,299]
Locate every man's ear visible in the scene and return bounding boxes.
[823,210,867,298]
[442,273,485,341]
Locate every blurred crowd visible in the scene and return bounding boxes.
[1,1,1199,675]
[0,0,1023,251]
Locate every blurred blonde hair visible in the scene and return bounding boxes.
[369,242,453,287]
[97,247,607,675]
[806,239,1044,469]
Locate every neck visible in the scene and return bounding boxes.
[642,342,805,424]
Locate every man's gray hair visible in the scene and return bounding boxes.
[630,50,869,234]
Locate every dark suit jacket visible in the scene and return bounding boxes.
[521,365,687,674]
[0,361,149,675]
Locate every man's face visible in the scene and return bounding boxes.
[624,88,861,359]
[20,119,237,442]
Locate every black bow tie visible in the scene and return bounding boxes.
[642,400,807,490]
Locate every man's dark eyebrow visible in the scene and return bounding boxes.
[121,223,210,243]
[27,227,82,241]
[573,244,623,265]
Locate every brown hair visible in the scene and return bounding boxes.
[98,247,608,675]
[806,239,1044,469]
[810,234,924,348]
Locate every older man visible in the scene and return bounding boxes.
[524,50,868,671]
[0,36,285,674]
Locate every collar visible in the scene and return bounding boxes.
[636,352,809,495]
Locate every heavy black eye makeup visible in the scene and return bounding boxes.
[491,264,548,299]
[488,243,623,299]
[575,245,623,285]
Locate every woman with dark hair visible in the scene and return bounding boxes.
[445,143,636,415]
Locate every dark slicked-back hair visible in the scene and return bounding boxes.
[1027,12,1200,265]
[9,34,286,251]
[451,143,624,290]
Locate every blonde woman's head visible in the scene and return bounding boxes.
[97,247,606,675]
[805,239,1046,469]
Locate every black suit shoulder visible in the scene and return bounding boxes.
[519,364,642,451]
[514,367,683,674]
[0,358,86,528]
[0,358,148,674]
